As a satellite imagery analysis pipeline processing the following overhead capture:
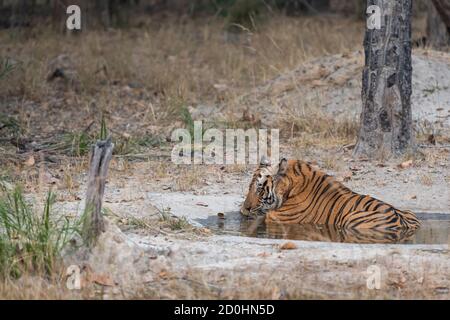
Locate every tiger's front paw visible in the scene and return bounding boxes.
[265,210,281,223]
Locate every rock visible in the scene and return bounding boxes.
[63,219,159,289]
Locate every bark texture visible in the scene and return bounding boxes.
[354,0,414,159]
[82,138,114,247]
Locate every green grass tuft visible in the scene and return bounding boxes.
[0,185,83,279]
[42,115,164,157]
[0,58,18,80]
[0,114,23,137]
[158,207,191,231]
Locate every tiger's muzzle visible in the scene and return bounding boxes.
[240,204,266,217]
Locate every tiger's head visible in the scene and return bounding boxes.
[241,157,296,217]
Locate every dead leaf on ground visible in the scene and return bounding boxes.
[271,287,286,300]
[242,109,261,126]
[428,134,436,145]
[121,132,131,139]
[311,79,327,87]
[40,171,59,185]
[336,171,353,182]
[257,252,270,258]
[213,83,228,91]
[81,265,116,287]
[342,143,355,152]
[398,160,413,169]
[24,155,35,167]
[279,242,297,250]
[91,274,115,286]
[199,228,211,235]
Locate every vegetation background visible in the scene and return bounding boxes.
[0,0,449,299]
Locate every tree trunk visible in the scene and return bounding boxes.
[427,0,450,48]
[312,0,330,11]
[354,0,414,159]
[10,0,28,27]
[82,138,114,247]
[432,0,450,25]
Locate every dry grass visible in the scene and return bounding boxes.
[0,276,76,299]
[0,15,363,135]
[1,249,448,300]
[174,166,207,191]
[287,115,358,148]
[420,174,434,186]
[151,161,172,180]
[111,256,449,300]
[0,15,369,192]
[320,153,343,171]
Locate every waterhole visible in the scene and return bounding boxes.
[196,212,450,244]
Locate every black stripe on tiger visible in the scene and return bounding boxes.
[241,158,421,232]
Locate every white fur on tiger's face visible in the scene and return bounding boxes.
[241,159,278,216]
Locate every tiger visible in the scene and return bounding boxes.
[241,157,421,232]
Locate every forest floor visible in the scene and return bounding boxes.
[0,16,449,299]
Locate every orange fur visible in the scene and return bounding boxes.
[242,159,421,231]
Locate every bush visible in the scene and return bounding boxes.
[225,0,265,28]
[0,185,82,278]
[0,58,17,80]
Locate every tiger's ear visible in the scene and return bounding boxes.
[277,158,288,175]
[259,155,271,167]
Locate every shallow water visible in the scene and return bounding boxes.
[196,212,450,244]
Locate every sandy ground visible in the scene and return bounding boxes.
[59,184,450,299]
[55,149,450,299]
[61,202,450,299]
[212,49,450,130]
[131,234,450,299]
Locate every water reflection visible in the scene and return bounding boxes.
[198,212,450,244]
